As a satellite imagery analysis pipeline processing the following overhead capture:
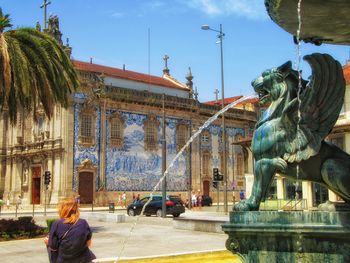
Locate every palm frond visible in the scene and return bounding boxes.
[2,25,79,123]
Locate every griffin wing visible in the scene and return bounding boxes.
[282,53,345,163]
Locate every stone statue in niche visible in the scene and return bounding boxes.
[234,53,350,211]
[23,167,29,186]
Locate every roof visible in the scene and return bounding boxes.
[205,95,258,107]
[72,60,189,91]
[343,63,350,85]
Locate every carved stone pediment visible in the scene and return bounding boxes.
[78,159,95,171]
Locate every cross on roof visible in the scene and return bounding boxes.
[40,0,51,30]
[214,89,219,102]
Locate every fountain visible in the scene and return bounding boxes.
[222,0,350,262]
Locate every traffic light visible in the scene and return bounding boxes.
[213,168,219,181]
[212,181,218,189]
[218,174,223,181]
[44,171,51,186]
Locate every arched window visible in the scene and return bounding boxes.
[109,113,124,149]
[144,114,159,151]
[176,124,188,151]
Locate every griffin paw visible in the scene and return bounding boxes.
[233,200,259,211]
[274,157,287,171]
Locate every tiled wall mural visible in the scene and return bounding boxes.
[105,111,188,191]
[106,111,188,191]
[73,103,101,191]
[73,101,245,192]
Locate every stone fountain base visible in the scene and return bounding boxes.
[222,211,350,263]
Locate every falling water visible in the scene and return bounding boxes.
[294,0,303,199]
[115,94,257,261]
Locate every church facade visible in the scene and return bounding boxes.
[0,16,256,206]
[0,59,256,206]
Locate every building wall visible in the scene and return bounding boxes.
[0,81,255,206]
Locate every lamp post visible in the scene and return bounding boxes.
[202,24,228,214]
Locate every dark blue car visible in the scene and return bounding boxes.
[127,195,185,217]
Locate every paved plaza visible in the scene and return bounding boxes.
[0,207,229,262]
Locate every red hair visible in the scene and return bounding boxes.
[58,197,80,224]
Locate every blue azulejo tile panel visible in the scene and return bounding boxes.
[106,112,188,192]
[73,103,101,191]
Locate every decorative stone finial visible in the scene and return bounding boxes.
[46,15,62,44]
[186,67,193,89]
[193,86,199,101]
[36,21,41,32]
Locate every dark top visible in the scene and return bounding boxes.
[48,218,94,263]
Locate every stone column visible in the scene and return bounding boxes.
[328,190,338,202]
[276,175,284,199]
[63,104,75,197]
[12,158,21,202]
[4,157,12,203]
[302,181,314,209]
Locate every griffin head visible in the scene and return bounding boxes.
[252,61,302,105]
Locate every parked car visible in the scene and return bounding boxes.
[201,195,212,206]
[127,195,185,217]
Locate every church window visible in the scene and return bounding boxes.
[109,113,124,149]
[236,153,244,176]
[201,130,211,146]
[202,152,210,177]
[176,124,188,151]
[79,108,96,146]
[144,115,159,151]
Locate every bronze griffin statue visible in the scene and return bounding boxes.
[234,53,350,211]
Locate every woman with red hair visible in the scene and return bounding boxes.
[44,197,96,263]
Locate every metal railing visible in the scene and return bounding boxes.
[259,199,308,211]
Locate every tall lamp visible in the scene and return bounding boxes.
[201,24,228,214]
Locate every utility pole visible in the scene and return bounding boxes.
[218,24,228,215]
[161,94,167,218]
[40,0,51,30]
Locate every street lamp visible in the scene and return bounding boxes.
[202,24,228,214]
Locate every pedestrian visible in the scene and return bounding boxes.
[44,197,96,263]
[16,195,22,209]
[6,198,10,209]
[122,192,127,208]
[191,191,197,209]
[117,194,122,207]
[197,191,202,209]
[240,190,245,201]
[135,194,140,202]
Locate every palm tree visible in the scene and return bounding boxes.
[0,8,79,123]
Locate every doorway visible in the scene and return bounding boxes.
[79,172,94,204]
[31,166,41,204]
[203,180,209,196]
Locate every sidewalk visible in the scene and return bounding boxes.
[0,208,230,263]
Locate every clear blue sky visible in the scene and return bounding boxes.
[2,0,349,102]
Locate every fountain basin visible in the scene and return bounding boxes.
[222,211,350,262]
[265,0,350,45]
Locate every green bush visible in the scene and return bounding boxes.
[46,218,58,232]
[0,216,46,239]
